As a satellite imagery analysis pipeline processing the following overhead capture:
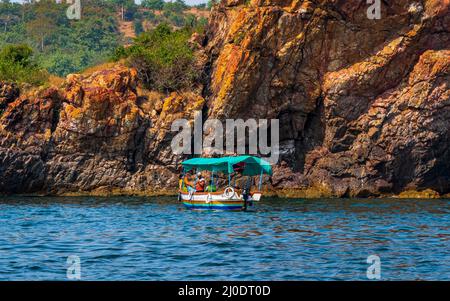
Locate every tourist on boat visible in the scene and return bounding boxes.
[195,172,206,192]
[183,172,196,193]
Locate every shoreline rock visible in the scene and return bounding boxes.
[1,188,447,199]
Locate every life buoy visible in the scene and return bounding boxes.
[223,187,235,199]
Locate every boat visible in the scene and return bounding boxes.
[178,156,272,211]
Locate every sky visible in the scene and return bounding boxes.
[10,0,209,5]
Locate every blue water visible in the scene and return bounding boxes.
[0,196,449,280]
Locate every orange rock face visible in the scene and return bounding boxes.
[0,82,19,111]
[202,0,450,196]
[0,66,204,194]
[0,0,449,197]
[0,87,63,192]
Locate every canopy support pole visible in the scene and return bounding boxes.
[228,174,231,187]
[194,168,198,191]
[258,170,263,191]
[181,168,186,190]
[210,171,214,191]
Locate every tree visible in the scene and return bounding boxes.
[134,19,144,35]
[163,0,187,14]
[0,0,121,77]
[124,1,137,21]
[0,44,33,67]
[141,0,164,10]
[113,24,198,93]
[0,0,21,31]
[207,0,217,9]
[0,44,48,85]
[109,0,135,21]
[24,0,65,51]
[26,17,56,51]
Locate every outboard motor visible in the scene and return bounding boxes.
[242,188,250,211]
[242,179,253,211]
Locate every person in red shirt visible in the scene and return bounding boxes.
[195,172,206,192]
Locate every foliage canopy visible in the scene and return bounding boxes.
[113,23,199,93]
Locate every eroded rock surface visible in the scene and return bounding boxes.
[0,67,203,194]
[202,0,450,196]
[0,0,449,197]
[0,82,19,111]
[0,87,62,192]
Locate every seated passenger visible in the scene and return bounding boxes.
[183,173,196,193]
[195,172,206,192]
[179,174,185,191]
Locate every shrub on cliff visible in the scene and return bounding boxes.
[113,23,197,93]
[0,44,49,85]
[141,0,164,10]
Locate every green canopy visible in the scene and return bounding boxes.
[182,156,272,176]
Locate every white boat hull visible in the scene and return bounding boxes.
[179,190,262,210]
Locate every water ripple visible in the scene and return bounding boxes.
[0,196,448,280]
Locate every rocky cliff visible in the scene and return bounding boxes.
[0,0,449,197]
[0,68,204,195]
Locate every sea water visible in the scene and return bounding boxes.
[0,196,448,280]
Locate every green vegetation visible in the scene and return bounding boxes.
[207,0,217,9]
[0,44,48,85]
[133,0,208,35]
[111,0,137,21]
[0,0,209,85]
[0,0,120,79]
[141,0,165,10]
[113,23,198,93]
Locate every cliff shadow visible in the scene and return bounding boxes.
[293,95,326,173]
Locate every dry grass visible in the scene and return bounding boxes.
[81,62,121,76]
[48,74,65,87]
[185,8,210,18]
